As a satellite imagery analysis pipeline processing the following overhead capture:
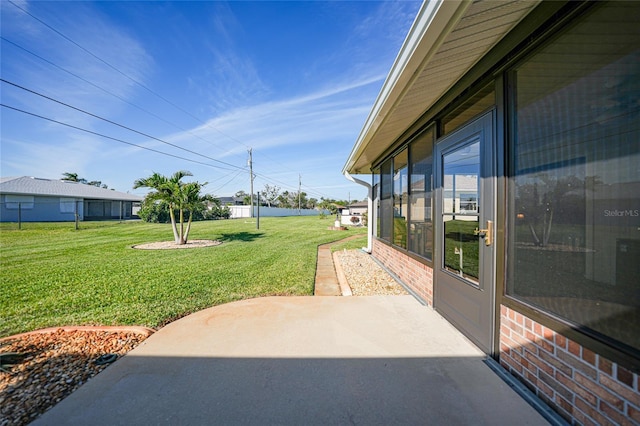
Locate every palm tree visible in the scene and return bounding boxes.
[180,181,214,244]
[134,170,208,245]
[62,172,79,181]
[62,172,87,184]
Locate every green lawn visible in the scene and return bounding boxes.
[443,219,479,279]
[329,234,368,252]
[0,217,365,337]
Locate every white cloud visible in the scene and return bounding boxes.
[184,2,270,115]
[1,1,418,200]
[173,74,383,160]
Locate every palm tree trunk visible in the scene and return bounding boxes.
[178,209,186,244]
[543,209,553,247]
[528,222,541,246]
[169,207,180,244]
[184,211,193,244]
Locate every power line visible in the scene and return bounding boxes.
[6,1,345,199]
[8,0,251,152]
[1,103,237,172]
[248,151,337,200]
[1,78,244,172]
[7,3,302,187]
[251,169,330,200]
[0,36,240,158]
[4,76,333,198]
[208,169,247,194]
[7,2,190,120]
[247,146,338,199]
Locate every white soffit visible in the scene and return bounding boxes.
[344,0,541,174]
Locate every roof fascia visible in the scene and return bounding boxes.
[343,0,472,174]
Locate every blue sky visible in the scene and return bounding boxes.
[1,0,421,201]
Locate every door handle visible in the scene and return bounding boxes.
[474,220,493,246]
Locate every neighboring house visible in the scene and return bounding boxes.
[346,201,368,216]
[218,196,245,206]
[343,2,639,424]
[0,176,143,222]
[340,201,368,226]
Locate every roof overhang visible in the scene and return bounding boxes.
[343,0,540,174]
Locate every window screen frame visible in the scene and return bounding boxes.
[374,126,436,266]
[501,1,640,371]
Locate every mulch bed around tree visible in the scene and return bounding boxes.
[132,239,222,249]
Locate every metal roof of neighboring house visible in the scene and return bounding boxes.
[218,196,245,205]
[343,0,540,174]
[349,201,369,208]
[0,176,143,201]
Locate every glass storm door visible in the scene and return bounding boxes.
[434,111,496,354]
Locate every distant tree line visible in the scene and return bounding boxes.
[232,184,355,213]
[62,172,110,189]
[63,172,355,230]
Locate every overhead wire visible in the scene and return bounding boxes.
[252,171,329,201]
[0,104,237,172]
[7,0,251,151]
[1,78,244,172]
[248,142,344,199]
[6,0,345,200]
[0,36,241,158]
[208,169,248,194]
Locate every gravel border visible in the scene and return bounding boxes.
[0,326,155,344]
[334,249,407,296]
[1,329,150,426]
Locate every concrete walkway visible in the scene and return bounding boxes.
[34,296,549,425]
[314,234,361,296]
[314,242,342,296]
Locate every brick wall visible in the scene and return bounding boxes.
[372,239,433,306]
[500,305,640,425]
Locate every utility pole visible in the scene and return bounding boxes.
[248,148,254,218]
[298,174,302,215]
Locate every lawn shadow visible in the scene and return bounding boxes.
[218,232,265,242]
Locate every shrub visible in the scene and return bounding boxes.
[138,199,230,222]
[138,199,171,223]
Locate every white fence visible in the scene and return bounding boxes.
[228,206,327,219]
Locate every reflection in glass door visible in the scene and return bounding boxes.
[443,142,480,283]
[434,111,495,355]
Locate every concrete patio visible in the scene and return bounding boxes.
[33,296,551,425]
